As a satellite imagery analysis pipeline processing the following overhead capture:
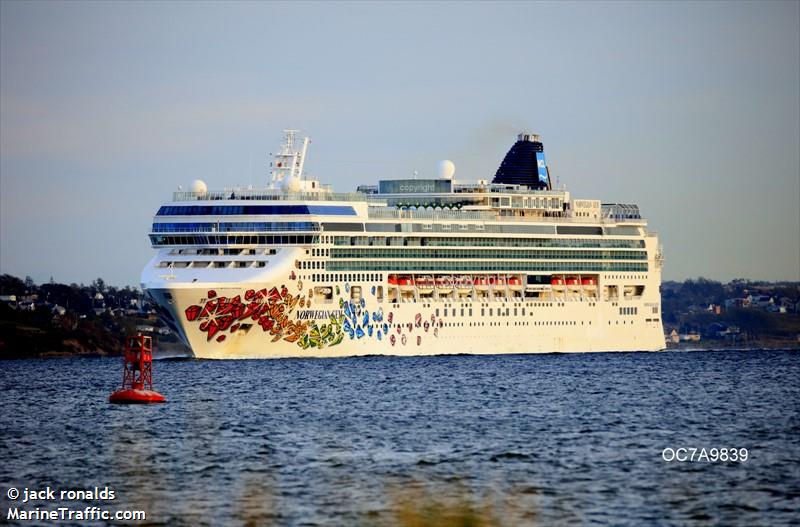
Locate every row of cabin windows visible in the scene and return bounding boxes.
[444,321,594,327]
[396,319,640,327]
[333,236,645,249]
[169,248,277,256]
[330,248,647,260]
[157,261,267,269]
[304,273,384,283]
[620,307,639,315]
[435,319,648,327]
[150,234,317,245]
[156,205,356,216]
[327,261,648,272]
[415,301,601,309]
[152,222,320,233]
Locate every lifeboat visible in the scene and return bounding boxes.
[492,276,507,287]
[456,276,473,292]
[415,275,434,294]
[565,276,580,286]
[388,275,399,286]
[435,276,454,291]
[581,277,597,286]
[551,276,565,286]
[508,276,523,291]
[473,276,489,291]
[397,275,415,292]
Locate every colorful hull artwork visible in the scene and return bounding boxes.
[183,278,436,351]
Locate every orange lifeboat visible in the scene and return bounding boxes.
[397,275,415,292]
[551,276,565,286]
[435,276,454,291]
[415,275,434,294]
[581,277,597,286]
[456,275,473,292]
[508,276,523,291]
[473,276,489,291]
[388,274,399,286]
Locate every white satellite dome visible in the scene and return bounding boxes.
[190,179,208,194]
[437,160,455,180]
[282,175,302,193]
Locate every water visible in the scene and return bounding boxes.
[1,350,798,526]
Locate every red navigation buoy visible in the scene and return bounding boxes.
[109,334,166,404]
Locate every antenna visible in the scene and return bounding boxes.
[269,129,311,189]
[297,136,309,180]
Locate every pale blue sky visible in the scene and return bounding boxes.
[1,1,798,286]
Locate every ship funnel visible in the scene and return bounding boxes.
[492,132,551,190]
[517,133,540,143]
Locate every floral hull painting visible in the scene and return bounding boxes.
[183,286,345,349]
[182,280,441,352]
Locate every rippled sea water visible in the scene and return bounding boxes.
[1,350,799,526]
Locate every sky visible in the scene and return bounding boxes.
[1,1,798,287]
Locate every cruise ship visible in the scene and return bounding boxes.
[141,130,665,358]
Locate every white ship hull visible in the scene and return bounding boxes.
[156,285,665,359]
[142,130,666,358]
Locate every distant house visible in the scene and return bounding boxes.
[725,298,747,309]
[705,323,740,340]
[93,292,105,310]
[680,333,701,342]
[779,297,797,313]
[667,329,680,344]
[135,325,156,333]
[748,295,773,309]
[0,295,17,308]
[724,326,741,339]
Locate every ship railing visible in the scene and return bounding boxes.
[150,226,322,233]
[171,190,367,202]
[366,208,645,224]
[452,185,568,196]
[368,209,490,220]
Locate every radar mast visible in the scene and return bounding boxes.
[269,130,309,189]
